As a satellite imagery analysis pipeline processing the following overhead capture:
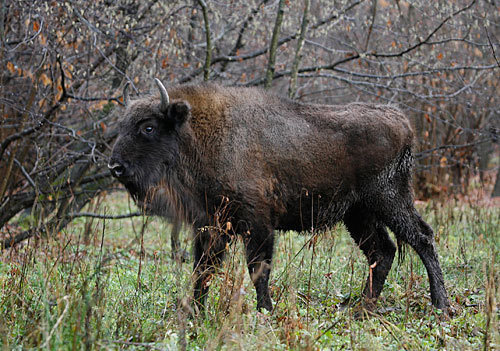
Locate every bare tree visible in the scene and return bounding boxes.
[1,0,498,249]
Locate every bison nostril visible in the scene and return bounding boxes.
[108,162,126,178]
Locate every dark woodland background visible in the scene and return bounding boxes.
[0,0,499,248]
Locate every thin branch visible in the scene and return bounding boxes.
[248,0,478,86]
[66,94,120,103]
[485,28,500,68]
[0,228,35,250]
[330,64,498,80]
[68,211,143,219]
[0,75,38,200]
[179,0,365,83]
[415,139,491,159]
[371,0,477,58]
[220,0,270,74]
[12,155,37,190]
[289,0,310,98]
[363,0,377,52]
[294,71,484,101]
[198,0,212,81]
[265,0,286,89]
[245,58,497,87]
[0,125,40,159]
[0,56,70,160]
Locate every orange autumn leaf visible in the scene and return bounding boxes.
[437,52,443,60]
[39,33,47,45]
[38,98,46,108]
[22,69,34,81]
[6,62,15,74]
[40,73,51,86]
[440,157,447,167]
[33,21,40,32]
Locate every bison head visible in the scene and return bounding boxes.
[109,79,191,212]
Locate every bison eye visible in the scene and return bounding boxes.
[141,125,155,135]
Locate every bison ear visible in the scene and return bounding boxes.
[166,101,191,126]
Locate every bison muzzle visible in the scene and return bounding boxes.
[109,79,450,314]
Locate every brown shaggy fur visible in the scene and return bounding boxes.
[110,82,450,313]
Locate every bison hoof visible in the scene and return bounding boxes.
[171,249,190,263]
[257,299,273,313]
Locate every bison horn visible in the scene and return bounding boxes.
[123,82,130,107]
[154,78,170,113]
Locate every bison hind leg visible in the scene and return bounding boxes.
[379,204,450,310]
[244,222,274,312]
[343,204,397,307]
[193,228,231,314]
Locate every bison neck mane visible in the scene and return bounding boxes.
[152,130,214,226]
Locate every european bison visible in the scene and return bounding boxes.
[109,79,450,313]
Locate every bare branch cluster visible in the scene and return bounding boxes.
[1,0,499,248]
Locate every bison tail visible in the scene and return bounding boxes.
[396,145,414,175]
[393,146,415,265]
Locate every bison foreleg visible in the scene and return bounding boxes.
[244,226,274,312]
[344,206,396,307]
[410,214,450,310]
[170,219,181,260]
[192,228,229,313]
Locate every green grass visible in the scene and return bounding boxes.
[1,192,498,350]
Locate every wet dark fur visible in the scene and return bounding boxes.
[110,83,450,312]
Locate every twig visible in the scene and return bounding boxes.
[179,0,365,83]
[198,0,212,81]
[248,0,478,86]
[264,0,286,89]
[363,0,377,52]
[314,317,340,343]
[415,139,491,158]
[288,0,310,98]
[220,0,270,74]
[12,155,37,190]
[373,0,477,59]
[0,228,38,250]
[66,94,120,103]
[0,74,38,200]
[40,296,70,348]
[0,125,40,160]
[485,28,500,68]
[68,211,143,219]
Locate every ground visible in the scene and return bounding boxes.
[0,189,498,350]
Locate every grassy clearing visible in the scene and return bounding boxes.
[0,191,498,350]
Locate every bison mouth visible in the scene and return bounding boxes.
[113,164,194,221]
[119,174,182,218]
[120,180,157,214]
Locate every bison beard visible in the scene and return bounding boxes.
[109,79,450,314]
